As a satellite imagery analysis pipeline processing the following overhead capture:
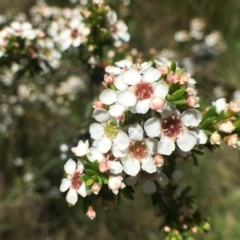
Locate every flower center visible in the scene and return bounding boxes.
[71,29,78,39]
[162,114,183,138]
[135,82,153,100]
[104,121,118,139]
[42,48,52,58]
[71,171,82,190]
[129,141,147,160]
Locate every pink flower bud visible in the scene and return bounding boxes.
[187,96,199,108]
[218,120,235,133]
[86,207,96,220]
[166,73,176,84]
[210,131,221,145]
[153,154,164,167]
[228,101,240,114]
[224,134,238,148]
[158,66,168,75]
[104,74,114,84]
[92,183,101,195]
[99,161,110,172]
[71,140,89,157]
[93,100,104,109]
[150,98,164,112]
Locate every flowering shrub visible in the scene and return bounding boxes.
[60,58,240,239]
[1,0,240,240]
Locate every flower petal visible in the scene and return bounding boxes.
[96,137,112,153]
[161,103,176,118]
[108,104,125,118]
[176,131,197,152]
[122,158,140,176]
[77,183,87,197]
[109,161,123,174]
[99,89,117,105]
[144,118,161,137]
[114,131,130,150]
[117,91,137,107]
[114,75,128,90]
[128,123,144,141]
[153,81,169,98]
[105,66,122,75]
[115,59,132,68]
[60,178,71,192]
[92,108,109,122]
[141,157,157,173]
[66,188,78,205]
[64,159,76,175]
[157,136,175,155]
[136,99,151,114]
[145,138,158,154]
[89,123,104,140]
[122,67,141,85]
[111,143,129,157]
[143,67,161,82]
[181,109,202,127]
[87,147,104,162]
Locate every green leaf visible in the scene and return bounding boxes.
[102,176,108,184]
[166,94,175,101]
[97,176,102,185]
[203,129,212,136]
[85,169,96,177]
[192,154,198,166]
[201,106,216,122]
[233,120,240,129]
[92,160,100,173]
[199,117,216,129]
[170,61,176,72]
[121,187,135,200]
[86,178,94,187]
[172,99,187,105]
[84,162,93,170]
[192,149,204,155]
[171,88,186,100]
[80,175,89,182]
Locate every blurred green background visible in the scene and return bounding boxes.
[1,0,240,239]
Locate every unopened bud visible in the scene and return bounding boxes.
[153,154,164,167]
[91,183,101,195]
[86,206,96,220]
[210,131,221,145]
[218,120,235,133]
[99,161,110,172]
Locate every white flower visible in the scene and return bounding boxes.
[145,106,202,155]
[106,10,130,42]
[71,140,89,157]
[89,121,129,156]
[120,124,158,176]
[108,175,125,194]
[174,30,191,42]
[218,121,235,133]
[212,98,228,114]
[210,131,221,145]
[59,17,90,51]
[60,159,87,205]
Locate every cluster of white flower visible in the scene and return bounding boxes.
[0,1,130,76]
[60,59,208,216]
[174,18,226,56]
[209,98,240,148]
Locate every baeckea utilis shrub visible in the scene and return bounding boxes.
[60,58,240,240]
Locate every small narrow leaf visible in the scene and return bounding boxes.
[86,178,94,186]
